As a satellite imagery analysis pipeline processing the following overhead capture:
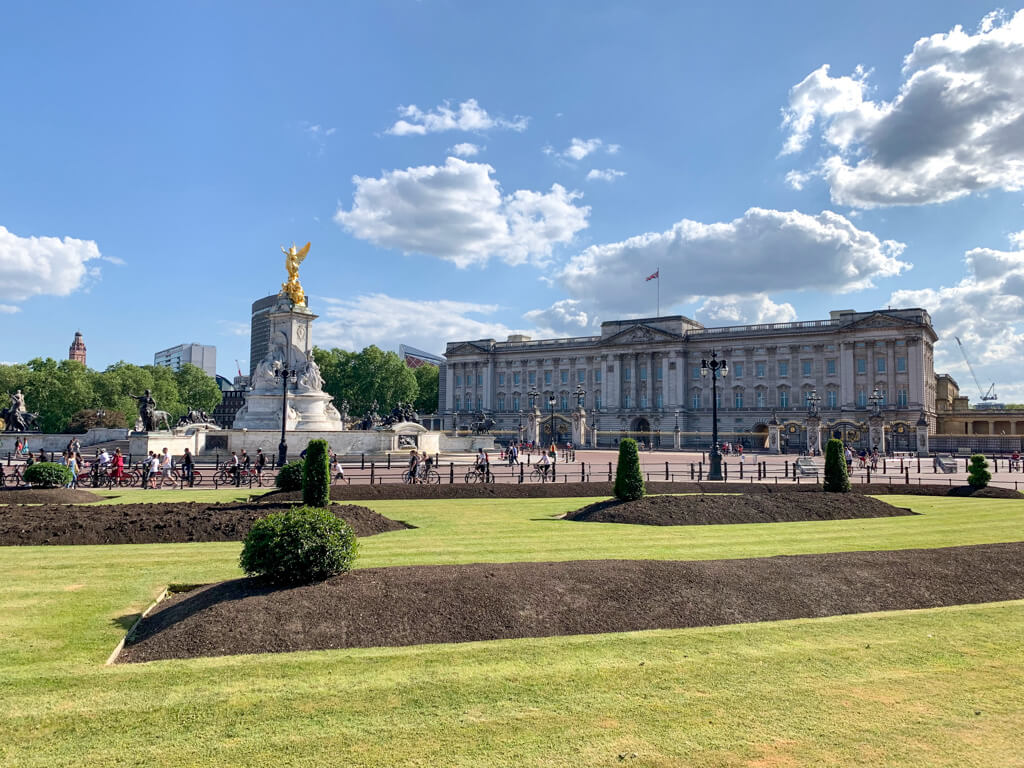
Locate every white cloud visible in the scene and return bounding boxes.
[696,295,797,325]
[784,169,814,190]
[316,293,536,353]
[449,142,481,157]
[586,168,626,182]
[386,99,528,136]
[1009,229,1024,249]
[522,299,592,336]
[890,234,1024,402]
[781,10,1024,207]
[335,157,589,268]
[0,304,19,314]
[0,226,103,308]
[559,207,909,315]
[550,137,621,161]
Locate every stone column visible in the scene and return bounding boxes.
[806,415,822,455]
[840,342,855,408]
[673,425,681,450]
[868,413,886,454]
[590,418,599,449]
[572,408,586,447]
[484,357,494,411]
[526,408,541,444]
[916,412,930,456]
[768,423,782,454]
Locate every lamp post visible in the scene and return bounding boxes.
[274,367,297,466]
[701,350,728,480]
[548,394,556,445]
[806,389,821,416]
[868,387,883,415]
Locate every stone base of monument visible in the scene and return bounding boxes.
[231,390,340,431]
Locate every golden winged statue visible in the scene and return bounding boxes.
[280,241,311,306]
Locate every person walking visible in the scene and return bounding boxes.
[181,448,194,487]
[255,448,266,487]
[230,451,241,487]
[158,448,173,489]
[66,451,78,488]
[141,451,155,490]
[112,448,124,482]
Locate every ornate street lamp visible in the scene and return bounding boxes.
[868,387,884,415]
[527,388,539,409]
[700,350,728,481]
[574,383,586,408]
[274,367,298,466]
[806,389,821,416]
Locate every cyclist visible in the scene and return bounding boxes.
[407,450,420,483]
[1011,450,1021,471]
[418,453,432,482]
[475,448,490,481]
[537,450,552,480]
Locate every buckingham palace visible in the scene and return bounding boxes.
[440,307,942,451]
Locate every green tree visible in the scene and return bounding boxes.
[823,438,850,492]
[95,362,154,425]
[23,358,98,433]
[613,438,645,501]
[967,454,991,489]
[175,363,223,414]
[412,364,439,414]
[145,365,184,421]
[312,347,357,410]
[313,345,418,417]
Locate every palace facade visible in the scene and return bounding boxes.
[440,307,940,449]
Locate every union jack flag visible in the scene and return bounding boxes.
[645,270,659,281]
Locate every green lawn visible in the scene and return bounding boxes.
[1,494,1023,767]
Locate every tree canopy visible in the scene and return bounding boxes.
[313,345,437,418]
[0,360,222,433]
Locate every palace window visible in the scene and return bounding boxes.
[544,371,551,386]
[455,374,462,387]
[856,358,866,375]
[692,393,701,409]
[512,396,520,411]
[528,371,536,386]
[656,393,663,408]
[734,391,744,408]
[560,395,568,410]
[594,394,602,409]
[640,394,648,408]
[561,370,568,384]
[827,390,838,408]
[857,389,867,407]
[595,369,602,383]
[693,366,701,379]
[513,372,520,386]
[455,395,461,410]
[624,394,632,408]
[733,362,743,377]
[715,391,722,409]
[876,357,886,373]
[466,395,473,410]
[878,389,887,405]
[897,356,907,373]
[497,395,505,411]
[466,374,473,386]
[578,370,585,383]
[624,368,632,382]
[897,389,908,407]
[639,365,647,381]
[656,366,663,381]
[802,360,812,377]
[779,389,789,408]
[826,359,837,376]
[498,373,505,386]
[756,390,765,408]
[756,362,766,377]
[778,361,789,377]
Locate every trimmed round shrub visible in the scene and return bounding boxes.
[302,439,331,508]
[240,506,358,585]
[823,438,850,493]
[275,459,305,491]
[967,454,991,489]
[23,462,73,489]
[613,438,645,501]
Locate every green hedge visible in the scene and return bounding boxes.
[275,459,305,491]
[302,439,331,508]
[968,454,991,489]
[240,506,358,585]
[613,438,645,501]
[823,438,850,493]
[23,462,73,489]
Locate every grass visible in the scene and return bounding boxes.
[1,493,1023,767]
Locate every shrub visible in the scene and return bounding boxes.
[23,462,73,489]
[967,454,991,489]
[302,439,331,508]
[823,438,850,493]
[613,438,645,501]
[275,459,305,491]
[240,506,358,585]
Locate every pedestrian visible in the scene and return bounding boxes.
[141,451,155,490]
[255,448,266,486]
[181,448,194,487]
[159,448,173,488]
[330,454,344,484]
[230,451,241,486]
[407,450,420,484]
[112,448,124,482]
[14,438,22,456]
[66,451,78,488]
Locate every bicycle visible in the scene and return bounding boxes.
[172,467,204,487]
[402,468,441,484]
[215,466,266,486]
[530,465,552,482]
[464,465,495,483]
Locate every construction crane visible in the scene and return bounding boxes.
[235,359,243,379]
[954,336,997,401]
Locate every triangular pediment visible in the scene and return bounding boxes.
[844,313,919,331]
[600,324,682,346]
[444,341,492,357]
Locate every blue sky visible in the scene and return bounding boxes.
[2,2,1022,398]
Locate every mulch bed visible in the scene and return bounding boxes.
[118,541,1024,662]
[0,502,410,546]
[262,481,1023,502]
[0,488,105,504]
[565,492,916,526]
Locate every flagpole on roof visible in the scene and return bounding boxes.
[657,265,660,318]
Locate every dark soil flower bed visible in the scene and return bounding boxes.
[263,481,1023,502]
[0,488,104,504]
[565,492,916,526]
[117,542,1024,662]
[0,501,410,546]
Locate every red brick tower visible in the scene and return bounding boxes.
[69,331,87,365]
